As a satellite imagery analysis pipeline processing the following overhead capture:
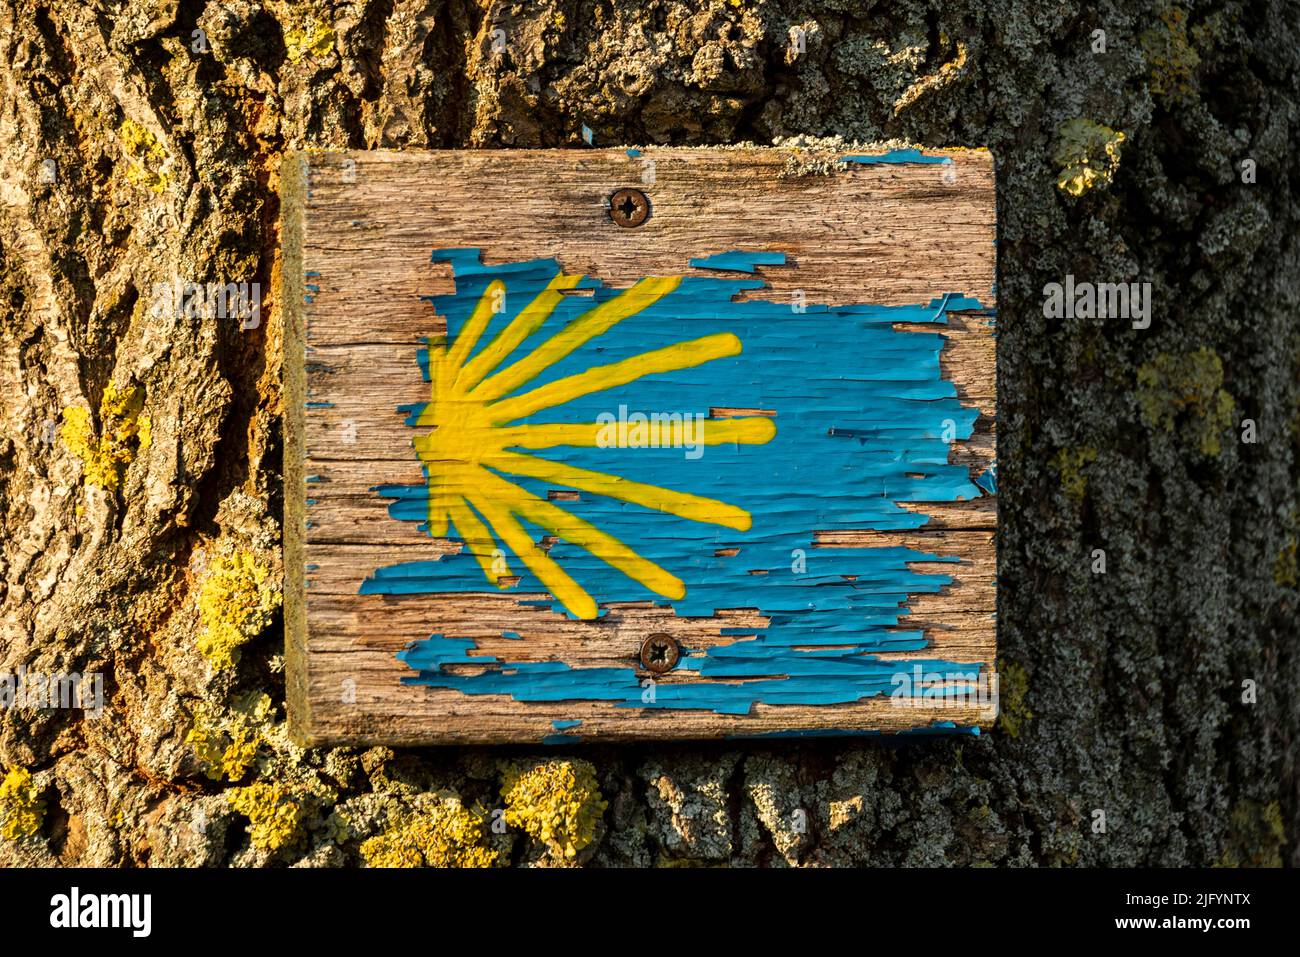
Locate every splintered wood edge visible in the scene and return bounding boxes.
[284,148,998,746]
[283,153,313,745]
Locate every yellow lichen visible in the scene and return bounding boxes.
[1051,446,1097,503]
[361,793,500,868]
[227,782,305,852]
[187,693,273,782]
[1276,538,1298,588]
[1053,119,1126,196]
[1136,348,1235,457]
[829,795,865,830]
[500,759,606,862]
[197,549,282,669]
[61,382,152,491]
[284,20,336,62]
[996,659,1032,739]
[0,767,45,841]
[119,119,169,193]
[1140,5,1202,105]
[1218,801,1285,868]
[136,414,152,450]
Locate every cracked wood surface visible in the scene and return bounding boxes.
[283,148,998,745]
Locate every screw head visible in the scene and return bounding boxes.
[639,633,680,674]
[609,188,650,227]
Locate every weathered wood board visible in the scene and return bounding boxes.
[283,148,998,745]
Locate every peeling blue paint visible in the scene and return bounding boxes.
[397,636,981,715]
[727,721,981,739]
[975,463,998,495]
[842,148,952,166]
[372,249,989,721]
[553,719,582,730]
[901,721,981,737]
[689,250,787,273]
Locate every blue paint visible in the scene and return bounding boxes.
[975,463,997,495]
[398,637,980,715]
[552,719,582,730]
[305,401,334,409]
[841,149,952,166]
[903,721,980,737]
[689,251,786,273]
[306,475,324,483]
[502,631,522,640]
[727,721,981,739]
[626,148,642,157]
[372,250,988,718]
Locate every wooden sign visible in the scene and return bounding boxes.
[283,148,997,745]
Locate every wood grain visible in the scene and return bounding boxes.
[283,148,998,745]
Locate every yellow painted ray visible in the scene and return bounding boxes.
[455,272,585,393]
[426,487,450,538]
[471,493,599,620]
[495,417,776,449]
[445,278,503,374]
[487,332,742,426]
[425,279,503,404]
[485,449,754,531]
[478,471,686,601]
[421,462,486,537]
[405,267,776,619]
[470,276,682,403]
[447,496,510,586]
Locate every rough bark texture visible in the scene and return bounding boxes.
[0,0,1296,867]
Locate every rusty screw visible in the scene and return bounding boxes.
[609,187,650,228]
[639,633,680,674]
